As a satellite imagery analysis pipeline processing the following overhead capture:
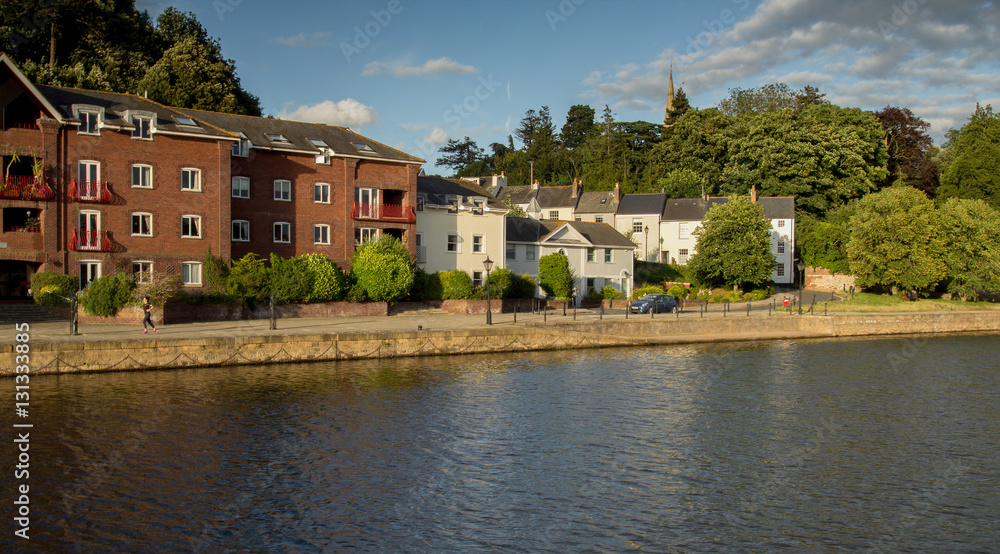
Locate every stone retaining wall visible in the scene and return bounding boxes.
[5,311,1000,377]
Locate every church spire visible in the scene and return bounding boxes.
[664,67,675,127]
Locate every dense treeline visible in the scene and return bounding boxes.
[1,0,261,115]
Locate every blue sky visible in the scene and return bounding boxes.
[138,0,998,173]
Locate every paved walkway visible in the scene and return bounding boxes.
[0,290,846,345]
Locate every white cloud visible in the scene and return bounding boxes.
[272,32,330,48]
[362,57,478,78]
[426,127,450,144]
[278,99,378,129]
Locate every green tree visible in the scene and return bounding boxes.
[846,187,946,292]
[227,253,269,299]
[350,234,414,302]
[797,205,855,274]
[687,196,775,290]
[717,83,798,117]
[938,104,1000,209]
[538,252,575,298]
[79,272,135,317]
[649,108,733,195]
[203,248,229,294]
[938,198,1000,298]
[268,253,315,303]
[302,253,347,302]
[440,269,474,299]
[875,106,938,194]
[436,136,484,176]
[560,104,596,149]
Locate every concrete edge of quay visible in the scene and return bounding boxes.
[3,311,1000,377]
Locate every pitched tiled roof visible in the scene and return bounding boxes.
[668,196,796,220]
[549,221,636,249]
[417,176,505,210]
[616,193,667,215]
[506,217,545,243]
[506,217,634,249]
[575,190,618,214]
[534,184,579,209]
[495,185,536,205]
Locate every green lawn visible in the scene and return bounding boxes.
[825,292,1000,312]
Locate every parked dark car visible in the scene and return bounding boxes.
[629,293,678,314]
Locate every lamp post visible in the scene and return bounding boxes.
[483,256,494,325]
[796,260,805,313]
[643,225,649,261]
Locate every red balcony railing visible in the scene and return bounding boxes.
[0,176,54,200]
[66,179,113,203]
[67,229,112,252]
[351,202,416,223]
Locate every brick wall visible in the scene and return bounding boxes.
[805,266,856,292]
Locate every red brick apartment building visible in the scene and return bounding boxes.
[0,54,422,298]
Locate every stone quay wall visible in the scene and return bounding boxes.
[4,311,999,377]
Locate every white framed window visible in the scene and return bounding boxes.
[314,224,330,245]
[447,233,460,253]
[526,244,536,261]
[473,200,484,215]
[78,160,100,184]
[76,110,99,135]
[314,183,330,204]
[472,270,484,288]
[549,210,559,220]
[632,218,644,233]
[274,179,291,201]
[416,196,425,212]
[587,247,596,262]
[181,168,201,191]
[355,227,378,244]
[131,115,152,139]
[595,216,603,223]
[587,278,596,294]
[232,220,250,242]
[679,222,690,239]
[506,243,516,261]
[232,176,250,198]
[273,222,291,243]
[777,240,785,254]
[181,215,202,238]
[472,234,484,253]
[182,262,202,286]
[679,248,689,264]
[575,217,582,222]
[77,210,101,250]
[131,164,152,188]
[232,134,250,157]
[604,248,613,263]
[131,212,152,236]
[132,261,153,284]
[777,263,785,277]
[778,220,785,228]
[447,195,458,214]
[79,261,101,288]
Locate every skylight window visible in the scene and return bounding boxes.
[266,133,290,143]
[353,142,374,152]
[173,116,199,127]
[308,138,329,148]
[600,198,607,204]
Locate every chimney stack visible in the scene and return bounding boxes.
[750,185,757,203]
[571,178,578,198]
[613,182,621,202]
[532,180,540,191]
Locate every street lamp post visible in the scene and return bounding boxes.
[796,261,805,314]
[643,225,649,261]
[483,256,494,325]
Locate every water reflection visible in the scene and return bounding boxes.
[3,335,999,552]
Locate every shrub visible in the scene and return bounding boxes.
[441,269,474,300]
[268,253,315,303]
[345,282,368,303]
[632,284,665,300]
[203,248,230,294]
[538,252,575,298]
[351,235,414,302]
[746,287,772,301]
[31,272,78,307]
[302,253,347,302]
[510,273,537,299]
[421,271,444,300]
[227,253,269,300]
[667,284,688,299]
[601,285,624,300]
[79,273,135,317]
[487,267,514,299]
[133,272,182,307]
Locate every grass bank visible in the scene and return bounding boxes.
[825,292,1000,312]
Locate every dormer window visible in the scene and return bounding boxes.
[132,115,152,139]
[472,199,484,215]
[76,110,100,135]
[265,132,289,144]
[232,133,250,157]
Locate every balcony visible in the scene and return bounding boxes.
[0,176,54,201]
[66,179,113,203]
[351,202,417,223]
[67,229,112,252]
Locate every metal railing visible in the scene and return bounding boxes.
[0,176,54,200]
[66,179,113,203]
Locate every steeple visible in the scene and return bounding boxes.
[663,67,675,127]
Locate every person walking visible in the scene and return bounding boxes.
[142,296,157,334]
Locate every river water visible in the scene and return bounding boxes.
[4,334,1000,552]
